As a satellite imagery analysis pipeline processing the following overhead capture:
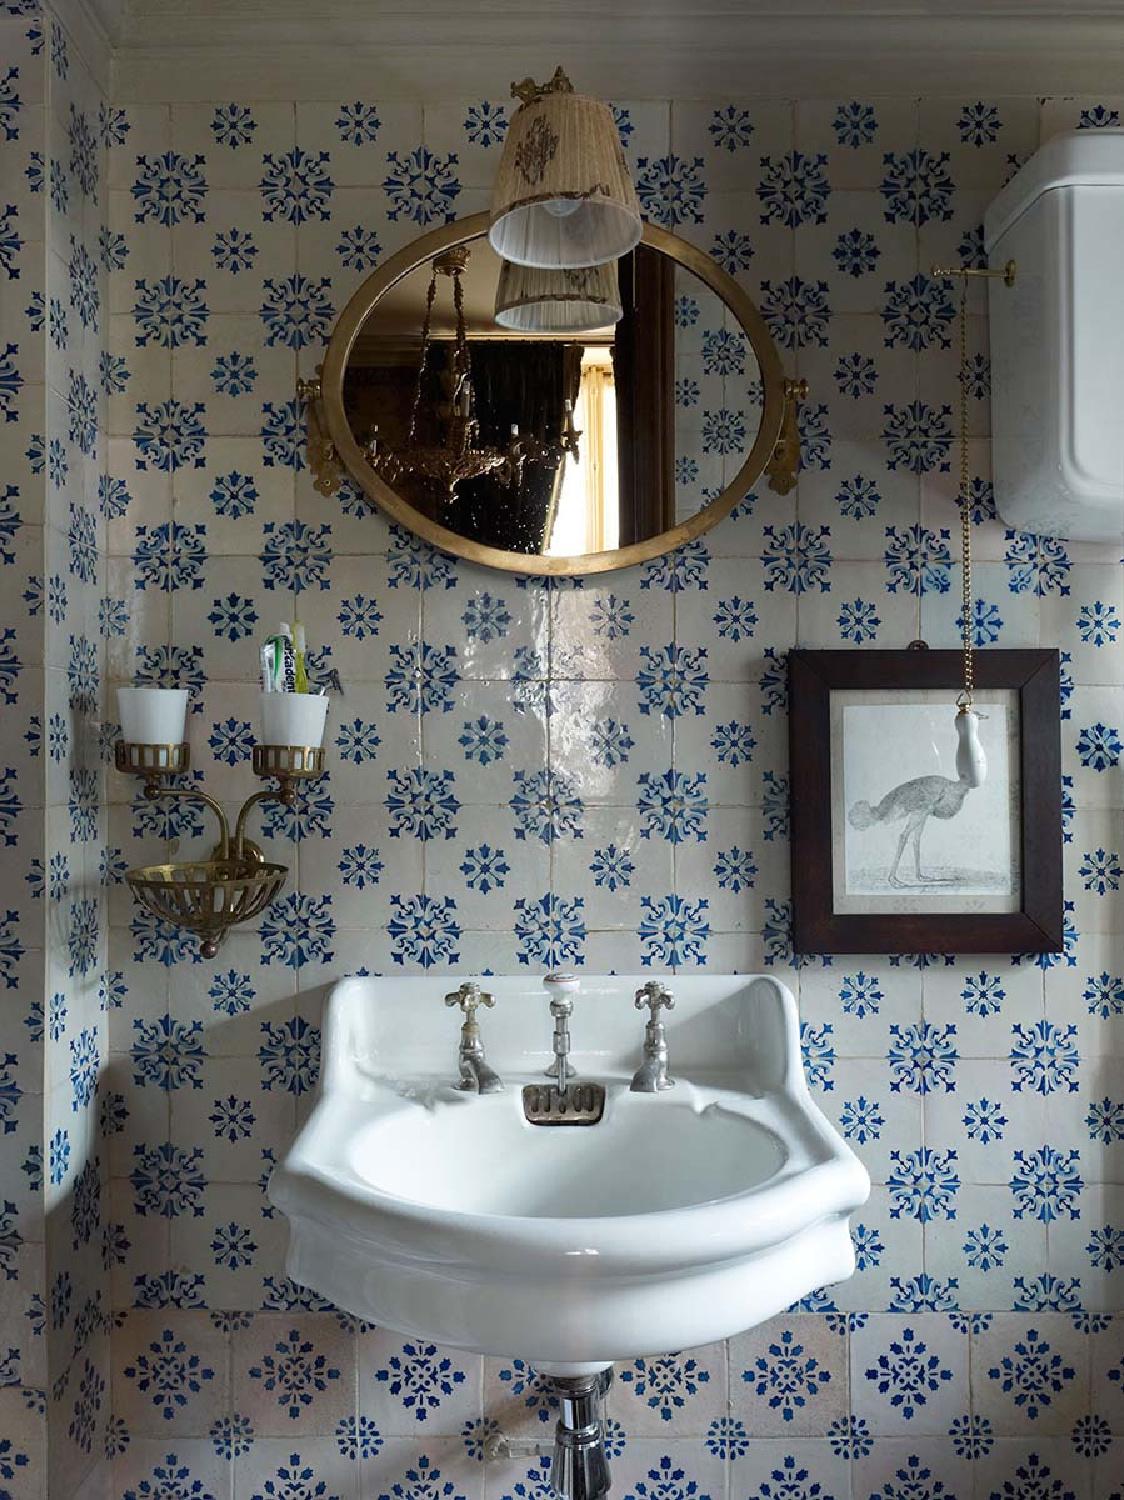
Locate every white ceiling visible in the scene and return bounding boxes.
[70,0,1124,100]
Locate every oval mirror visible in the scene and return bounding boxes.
[315,213,790,576]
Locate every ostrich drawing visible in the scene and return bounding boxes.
[847,710,988,888]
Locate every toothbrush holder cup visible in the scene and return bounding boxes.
[117,686,190,746]
[260,690,329,750]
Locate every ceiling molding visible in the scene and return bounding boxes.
[108,8,1124,101]
[51,0,119,91]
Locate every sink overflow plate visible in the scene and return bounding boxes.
[522,1081,606,1126]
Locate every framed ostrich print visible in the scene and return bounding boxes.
[788,649,1063,955]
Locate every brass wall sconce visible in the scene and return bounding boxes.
[115,737,327,958]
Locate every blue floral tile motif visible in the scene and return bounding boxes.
[0,207,22,280]
[887,1022,958,1094]
[69,1357,105,1454]
[636,644,709,718]
[261,147,334,223]
[213,226,258,274]
[834,227,881,279]
[883,403,953,472]
[123,1328,215,1420]
[987,1328,1077,1419]
[261,273,335,349]
[888,1148,961,1221]
[753,1454,825,1500]
[761,275,831,348]
[338,842,385,890]
[134,398,207,471]
[758,151,831,227]
[883,524,952,594]
[882,274,956,351]
[618,1352,710,1422]
[130,1140,206,1218]
[387,767,460,842]
[258,1015,320,1094]
[710,105,755,151]
[375,1340,466,1422]
[743,1327,832,1421]
[1004,530,1071,596]
[837,598,881,644]
[1010,1146,1084,1222]
[1079,104,1121,128]
[378,1453,468,1500]
[0,64,19,142]
[337,223,382,270]
[635,155,707,226]
[1076,723,1122,772]
[514,893,586,968]
[132,152,208,224]
[336,1412,384,1460]
[389,893,462,969]
[800,1023,835,1089]
[1085,971,1124,1018]
[249,1326,341,1420]
[386,641,459,713]
[763,521,833,594]
[880,149,954,225]
[637,770,708,843]
[709,229,754,272]
[494,1357,557,1421]
[834,101,878,147]
[383,146,462,224]
[259,892,337,969]
[834,352,878,399]
[1008,1020,1079,1094]
[212,100,257,146]
[464,101,507,146]
[864,1326,953,1420]
[962,1097,1008,1145]
[632,1454,712,1500]
[133,275,207,347]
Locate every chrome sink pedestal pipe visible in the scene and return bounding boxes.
[547,1369,613,1500]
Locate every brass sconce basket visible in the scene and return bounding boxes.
[117,738,327,959]
[126,856,288,960]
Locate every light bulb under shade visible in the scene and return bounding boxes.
[489,84,641,269]
[493,259,623,333]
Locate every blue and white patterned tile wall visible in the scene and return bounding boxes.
[1,3,111,1498]
[4,29,1124,1497]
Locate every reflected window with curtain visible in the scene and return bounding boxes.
[548,348,619,555]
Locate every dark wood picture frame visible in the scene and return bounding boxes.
[788,649,1063,955]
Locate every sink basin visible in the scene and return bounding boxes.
[269,974,869,1374]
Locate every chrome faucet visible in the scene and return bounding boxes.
[445,982,503,1094]
[522,974,605,1126]
[630,980,676,1092]
[543,972,581,1094]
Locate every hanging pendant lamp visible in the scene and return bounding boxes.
[493,258,623,333]
[489,66,642,270]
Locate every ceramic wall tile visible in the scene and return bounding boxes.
[0,58,1119,1498]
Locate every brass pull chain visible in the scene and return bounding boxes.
[930,258,1015,714]
[957,278,973,713]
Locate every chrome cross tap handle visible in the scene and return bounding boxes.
[445,982,503,1094]
[630,980,676,1092]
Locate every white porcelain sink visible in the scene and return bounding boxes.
[269,974,869,1374]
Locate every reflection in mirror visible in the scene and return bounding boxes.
[341,233,764,561]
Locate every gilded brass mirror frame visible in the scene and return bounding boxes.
[307,212,799,576]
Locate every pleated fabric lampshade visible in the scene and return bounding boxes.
[489,67,642,270]
[493,259,623,333]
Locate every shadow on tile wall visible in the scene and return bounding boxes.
[3,6,1124,1493]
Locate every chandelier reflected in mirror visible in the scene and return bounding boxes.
[364,245,581,504]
